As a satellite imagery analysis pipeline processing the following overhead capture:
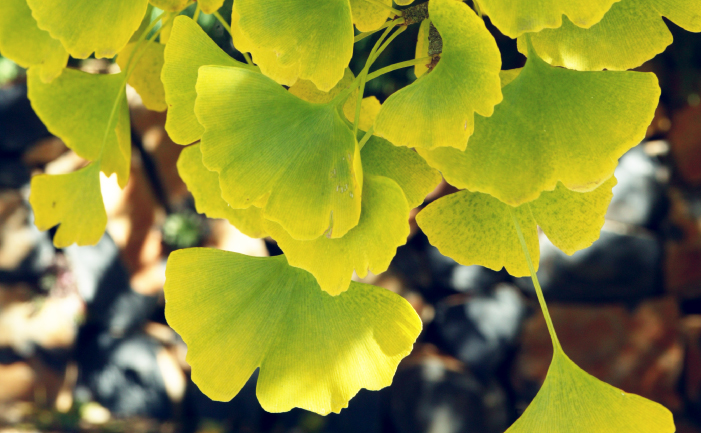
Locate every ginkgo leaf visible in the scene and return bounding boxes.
[374,0,502,150]
[29,164,107,248]
[417,178,616,277]
[164,249,422,415]
[0,0,68,83]
[414,19,431,79]
[475,0,621,38]
[344,97,381,132]
[177,144,267,239]
[26,0,149,59]
[395,0,414,5]
[27,68,132,188]
[195,66,362,240]
[199,0,225,14]
[361,135,442,209]
[418,45,659,206]
[148,0,190,12]
[519,0,701,71]
[117,41,167,112]
[506,349,675,433]
[162,16,246,145]
[265,174,409,295]
[349,0,390,32]
[233,0,354,91]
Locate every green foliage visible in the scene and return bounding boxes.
[8,0,691,427]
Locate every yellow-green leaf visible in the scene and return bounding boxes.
[177,144,267,239]
[233,0,354,91]
[349,0,390,32]
[0,0,67,83]
[506,349,674,433]
[374,0,502,150]
[26,0,149,59]
[475,0,621,38]
[117,41,167,112]
[519,0,701,71]
[27,68,132,188]
[417,178,616,277]
[361,135,442,209]
[395,0,414,5]
[265,174,409,295]
[29,164,107,248]
[162,16,245,145]
[199,0,225,14]
[149,0,189,12]
[164,249,422,415]
[418,46,659,206]
[414,19,431,79]
[499,68,522,88]
[195,66,362,240]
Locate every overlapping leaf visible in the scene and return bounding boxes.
[29,164,107,248]
[199,0,225,14]
[162,16,247,145]
[0,0,67,83]
[149,0,189,12]
[414,19,431,79]
[520,0,701,71]
[419,45,659,206]
[177,144,267,239]
[349,0,391,32]
[507,349,674,433]
[232,0,354,91]
[417,178,616,277]
[475,0,621,38]
[195,66,362,240]
[26,0,149,59]
[374,0,502,150]
[266,174,409,295]
[27,68,132,188]
[117,41,167,112]
[164,249,422,415]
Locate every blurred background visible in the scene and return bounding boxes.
[2,2,701,432]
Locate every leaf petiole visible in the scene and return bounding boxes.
[358,126,375,150]
[366,55,434,81]
[212,11,255,66]
[193,4,201,22]
[354,18,404,43]
[510,206,563,353]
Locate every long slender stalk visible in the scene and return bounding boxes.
[366,55,433,81]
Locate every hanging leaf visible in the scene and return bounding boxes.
[164,249,422,415]
[177,144,268,239]
[349,0,391,32]
[418,44,659,206]
[506,349,674,433]
[148,0,190,12]
[199,0,225,14]
[25,0,149,59]
[0,0,68,83]
[266,174,409,295]
[29,164,107,248]
[232,0,354,91]
[475,0,620,38]
[374,0,502,150]
[417,177,616,277]
[162,16,247,145]
[117,41,167,112]
[519,0,701,71]
[414,19,431,79]
[195,66,362,240]
[27,68,132,188]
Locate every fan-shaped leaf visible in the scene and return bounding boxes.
[177,144,267,239]
[164,249,422,415]
[117,41,167,112]
[418,46,659,206]
[195,66,362,240]
[162,16,246,145]
[266,174,409,295]
[0,0,67,83]
[26,0,149,59]
[374,0,502,150]
[29,164,106,248]
[506,349,674,433]
[199,0,225,14]
[350,0,391,32]
[414,19,431,79]
[417,178,616,277]
[519,0,701,71]
[232,0,354,91]
[27,68,132,188]
[475,0,621,38]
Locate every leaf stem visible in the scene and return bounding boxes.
[358,126,375,150]
[212,11,231,35]
[193,4,201,22]
[354,18,404,43]
[366,55,433,81]
[509,207,563,353]
[365,0,404,16]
